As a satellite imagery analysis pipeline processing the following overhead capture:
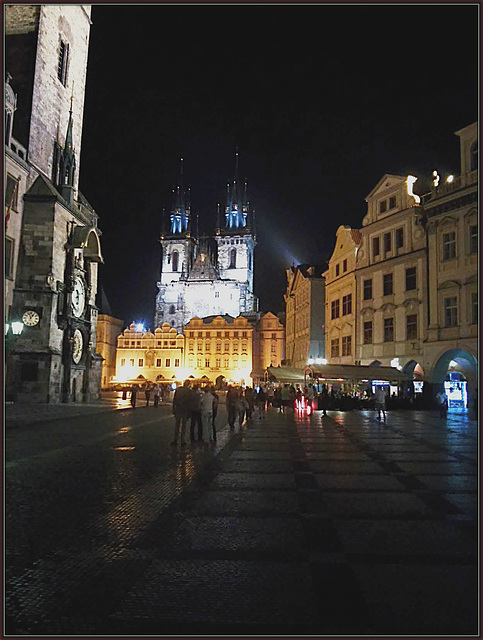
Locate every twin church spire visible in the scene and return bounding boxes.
[165,150,252,238]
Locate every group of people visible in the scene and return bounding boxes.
[171,381,219,446]
[225,385,268,429]
[128,384,170,409]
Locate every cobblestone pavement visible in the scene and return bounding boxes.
[4,403,479,637]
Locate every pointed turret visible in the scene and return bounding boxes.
[169,157,190,235]
[58,95,76,205]
[225,149,249,231]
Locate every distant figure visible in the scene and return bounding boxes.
[280,385,290,413]
[226,385,238,430]
[172,380,192,446]
[436,390,448,418]
[374,386,386,421]
[237,389,249,426]
[201,387,215,442]
[320,384,329,416]
[153,385,161,407]
[245,387,255,420]
[256,386,267,418]
[130,386,137,409]
[145,386,151,407]
[210,387,219,440]
[190,385,203,441]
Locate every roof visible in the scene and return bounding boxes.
[266,366,305,383]
[304,364,408,382]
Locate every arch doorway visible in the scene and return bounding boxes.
[432,349,478,414]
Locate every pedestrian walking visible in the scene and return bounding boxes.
[245,386,255,421]
[144,385,151,407]
[256,386,267,418]
[237,389,249,426]
[436,390,448,418]
[153,385,161,407]
[226,385,238,430]
[130,386,137,409]
[374,386,387,421]
[210,387,219,440]
[320,384,329,416]
[190,384,203,441]
[171,380,192,446]
[201,387,215,442]
[280,385,290,413]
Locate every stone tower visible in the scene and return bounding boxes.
[5,5,103,404]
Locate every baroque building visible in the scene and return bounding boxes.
[284,264,326,369]
[5,5,103,403]
[154,155,258,333]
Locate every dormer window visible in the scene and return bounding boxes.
[389,196,397,209]
[470,141,478,172]
[379,200,387,213]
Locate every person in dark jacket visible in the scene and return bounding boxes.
[190,384,203,441]
[172,380,192,446]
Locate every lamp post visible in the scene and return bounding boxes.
[5,320,24,401]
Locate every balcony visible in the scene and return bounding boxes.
[421,170,478,204]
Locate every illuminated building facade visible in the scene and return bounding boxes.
[250,312,285,381]
[5,5,103,403]
[154,154,258,333]
[115,323,185,385]
[284,265,325,369]
[184,315,254,386]
[96,314,124,388]
[323,226,361,365]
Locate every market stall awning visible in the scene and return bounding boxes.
[304,364,408,383]
[266,366,305,384]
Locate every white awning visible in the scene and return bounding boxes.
[304,364,408,382]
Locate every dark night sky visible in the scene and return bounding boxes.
[79,3,479,328]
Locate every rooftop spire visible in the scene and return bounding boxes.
[225,148,249,231]
[169,157,190,235]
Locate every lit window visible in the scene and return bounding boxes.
[189,341,194,352]
[224,357,229,368]
[405,267,417,291]
[444,297,458,327]
[406,314,417,340]
[121,358,126,367]
[363,321,372,344]
[242,342,247,352]
[129,359,134,367]
[216,358,221,367]
[216,342,221,352]
[197,358,202,367]
[206,341,211,352]
[224,342,229,352]
[383,317,394,342]
[342,335,352,356]
[442,232,456,261]
[383,273,393,296]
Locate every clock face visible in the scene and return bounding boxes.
[22,310,40,326]
[72,276,86,318]
[72,329,84,364]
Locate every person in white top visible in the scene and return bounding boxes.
[374,386,387,421]
[201,387,215,442]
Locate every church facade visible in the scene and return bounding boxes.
[154,156,259,333]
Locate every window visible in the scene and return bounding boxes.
[242,331,248,338]
[335,263,340,276]
[469,225,478,254]
[121,359,126,367]
[197,342,202,351]
[5,237,14,278]
[442,232,456,260]
[373,237,380,257]
[224,342,229,351]
[363,321,373,344]
[136,340,141,347]
[206,332,211,338]
[224,357,229,368]
[233,332,238,338]
[406,314,417,340]
[395,227,404,249]
[271,333,277,340]
[384,232,392,253]
[342,335,352,356]
[233,343,238,352]
[331,338,339,358]
[224,331,230,337]
[216,332,222,337]
[129,359,135,367]
[405,267,417,291]
[205,358,210,368]
[389,196,397,209]
[331,299,340,319]
[215,291,219,298]
[379,200,387,213]
[205,341,211,352]
[383,273,393,296]
[138,359,144,367]
[383,317,394,342]
[342,294,352,316]
[271,344,276,353]
[470,140,478,172]
[229,248,236,268]
[156,358,162,367]
[165,358,171,367]
[242,342,247,352]
[57,40,69,86]
[216,342,221,352]
[216,358,221,367]
[343,259,347,273]
[444,297,458,328]
[172,251,179,272]
[471,292,478,325]
[6,174,19,210]
[175,359,179,367]
[169,305,176,314]
[363,279,372,300]
[189,341,194,351]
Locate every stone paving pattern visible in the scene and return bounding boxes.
[4,399,479,636]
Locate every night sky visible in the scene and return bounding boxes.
[79,4,478,328]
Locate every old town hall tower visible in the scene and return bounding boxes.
[154,153,258,332]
